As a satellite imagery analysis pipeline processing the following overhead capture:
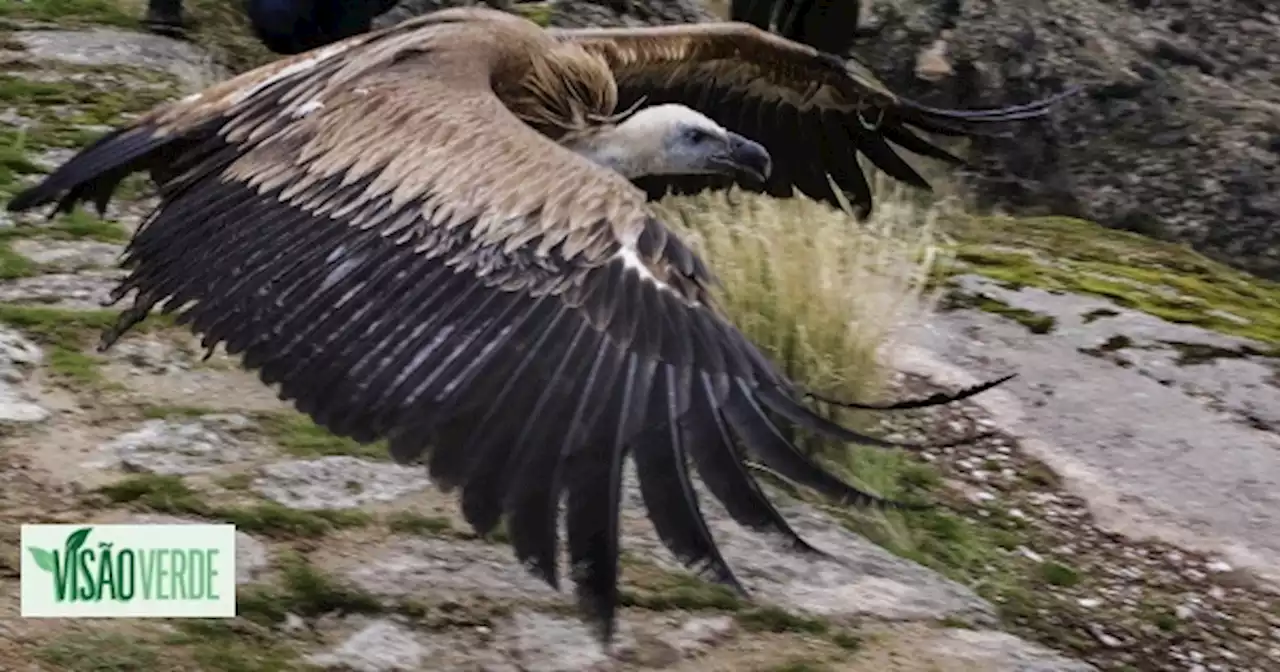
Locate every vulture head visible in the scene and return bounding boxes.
[566,103,772,183]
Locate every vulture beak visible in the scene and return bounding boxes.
[722,133,772,183]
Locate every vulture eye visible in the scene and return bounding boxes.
[684,127,716,144]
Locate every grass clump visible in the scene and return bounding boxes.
[619,559,745,612]
[237,553,384,626]
[386,511,457,537]
[35,631,163,672]
[96,473,370,538]
[0,304,129,386]
[165,621,300,672]
[736,606,829,635]
[1040,561,1082,587]
[0,0,139,28]
[658,180,939,415]
[256,411,388,460]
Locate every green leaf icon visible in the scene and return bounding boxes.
[66,527,92,555]
[27,547,55,573]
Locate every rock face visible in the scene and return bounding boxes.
[842,0,1280,280]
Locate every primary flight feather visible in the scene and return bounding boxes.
[7,7,1027,643]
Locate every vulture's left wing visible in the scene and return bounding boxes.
[6,7,989,644]
[555,23,1074,216]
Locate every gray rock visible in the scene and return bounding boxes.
[345,537,561,603]
[0,326,48,424]
[900,277,1280,585]
[10,28,224,90]
[88,415,260,476]
[619,468,995,624]
[926,628,1099,672]
[659,615,735,655]
[9,239,124,272]
[124,513,270,585]
[252,456,433,510]
[0,269,125,309]
[839,0,1280,279]
[305,620,428,672]
[104,335,197,376]
[506,611,616,672]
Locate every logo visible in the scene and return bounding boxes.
[21,524,236,617]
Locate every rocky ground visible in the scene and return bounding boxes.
[1,5,1280,672]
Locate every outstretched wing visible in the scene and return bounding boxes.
[554,22,1073,216]
[6,7,984,644]
[732,0,867,57]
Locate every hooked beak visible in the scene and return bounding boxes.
[716,133,773,183]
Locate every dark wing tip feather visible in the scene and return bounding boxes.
[803,373,1017,411]
[896,85,1082,138]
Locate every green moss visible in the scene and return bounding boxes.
[237,554,384,626]
[736,606,829,635]
[98,473,207,512]
[95,474,370,538]
[0,241,39,279]
[47,208,132,242]
[256,411,388,460]
[165,621,300,672]
[942,215,1280,345]
[0,0,139,27]
[386,511,457,538]
[1039,561,1082,587]
[766,661,832,672]
[140,404,226,419]
[35,632,166,671]
[220,500,370,538]
[619,562,745,612]
[940,290,1057,334]
[0,305,141,386]
[829,630,863,651]
[512,1,554,26]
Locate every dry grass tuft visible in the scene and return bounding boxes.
[654,172,953,416]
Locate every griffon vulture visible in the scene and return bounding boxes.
[7,7,1030,643]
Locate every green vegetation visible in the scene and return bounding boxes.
[512,1,554,26]
[385,510,457,537]
[940,215,1280,345]
[0,0,139,28]
[96,473,371,537]
[238,553,384,626]
[620,559,745,612]
[0,304,175,386]
[940,290,1057,334]
[35,631,164,672]
[256,411,389,460]
[767,661,833,672]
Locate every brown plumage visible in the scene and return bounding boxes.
[6,7,1019,643]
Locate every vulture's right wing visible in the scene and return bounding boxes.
[556,22,1076,216]
[731,0,866,56]
[7,8,981,645]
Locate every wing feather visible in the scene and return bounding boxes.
[5,7,1002,645]
[554,23,1076,214]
